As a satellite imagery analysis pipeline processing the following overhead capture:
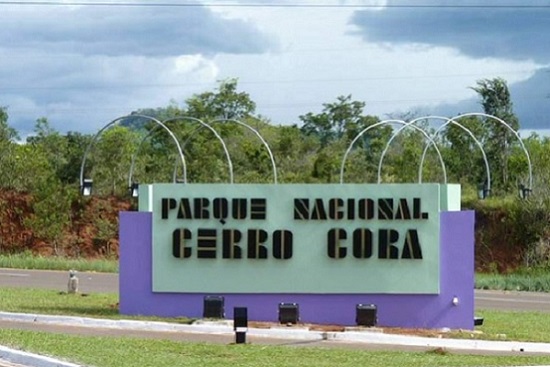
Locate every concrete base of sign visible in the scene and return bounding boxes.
[119,210,474,329]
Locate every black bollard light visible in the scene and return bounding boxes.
[233,307,248,344]
[356,304,377,327]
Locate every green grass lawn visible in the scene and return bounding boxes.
[1,328,550,367]
[2,260,550,366]
[1,287,550,366]
[476,270,550,292]
[0,253,118,273]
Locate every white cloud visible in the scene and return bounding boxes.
[0,0,548,136]
[211,6,541,125]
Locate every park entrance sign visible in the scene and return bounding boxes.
[120,182,474,329]
[148,183,440,294]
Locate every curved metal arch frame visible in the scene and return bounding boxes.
[210,118,278,184]
[128,116,234,187]
[175,118,278,184]
[339,119,447,184]
[376,116,450,184]
[453,112,533,191]
[418,116,491,191]
[80,114,187,190]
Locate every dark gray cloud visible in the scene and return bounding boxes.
[429,69,550,130]
[0,5,274,57]
[351,1,550,62]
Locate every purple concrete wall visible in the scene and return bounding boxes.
[119,210,474,329]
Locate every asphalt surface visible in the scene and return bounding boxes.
[2,268,550,366]
[2,268,550,312]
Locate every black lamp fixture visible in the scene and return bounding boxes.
[278,302,299,324]
[474,316,484,326]
[129,182,139,198]
[203,296,225,319]
[80,178,93,196]
[356,303,377,327]
[477,183,490,200]
[233,307,248,344]
[518,184,532,200]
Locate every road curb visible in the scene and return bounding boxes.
[0,345,82,367]
[2,311,550,355]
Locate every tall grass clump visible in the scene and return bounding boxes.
[0,252,118,273]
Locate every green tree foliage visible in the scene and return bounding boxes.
[299,95,385,182]
[0,108,21,189]
[300,95,374,147]
[89,125,139,196]
[440,116,487,189]
[185,78,256,120]
[471,78,520,191]
[0,79,549,267]
[23,177,74,256]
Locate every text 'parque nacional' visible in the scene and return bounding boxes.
[161,196,429,261]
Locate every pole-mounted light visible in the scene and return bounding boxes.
[80,179,93,196]
[477,183,490,200]
[129,182,139,198]
[518,184,531,200]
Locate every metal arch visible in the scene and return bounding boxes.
[164,116,234,183]
[453,112,533,191]
[80,114,187,189]
[376,116,448,184]
[127,123,186,188]
[417,116,491,191]
[129,116,234,186]
[339,119,447,184]
[210,118,278,184]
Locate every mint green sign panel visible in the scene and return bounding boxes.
[147,183,442,294]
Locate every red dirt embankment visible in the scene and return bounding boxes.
[0,189,131,258]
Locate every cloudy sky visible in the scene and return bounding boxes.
[1,0,549,138]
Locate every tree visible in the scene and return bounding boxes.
[91,126,139,196]
[300,95,371,147]
[185,78,256,120]
[299,96,387,182]
[441,116,487,189]
[24,176,73,255]
[27,118,68,183]
[471,78,520,190]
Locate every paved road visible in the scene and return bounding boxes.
[2,267,550,365]
[1,268,550,312]
[0,268,117,294]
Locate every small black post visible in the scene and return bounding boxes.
[233,307,248,344]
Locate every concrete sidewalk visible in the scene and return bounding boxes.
[1,311,550,367]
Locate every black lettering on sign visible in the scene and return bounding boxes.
[378,229,399,259]
[353,228,373,259]
[378,198,394,220]
[197,229,217,258]
[329,198,344,220]
[395,198,412,220]
[401,229,423,259]
[311,199,327,220]
[177,198,192,219]
[193,198,209,219]
[327,228,347,259]
[247,229,268,259]
[347,198,355,220]
[250,198,267,220]
[232,198,247,219]
[213,198,228,224]
[358,199,374,220]
[273,230,293,259]
[294,199,309,220]
[172,228,192,258]
[222,229,242,259]
[161,198,177,219]
[414,198,429,219]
